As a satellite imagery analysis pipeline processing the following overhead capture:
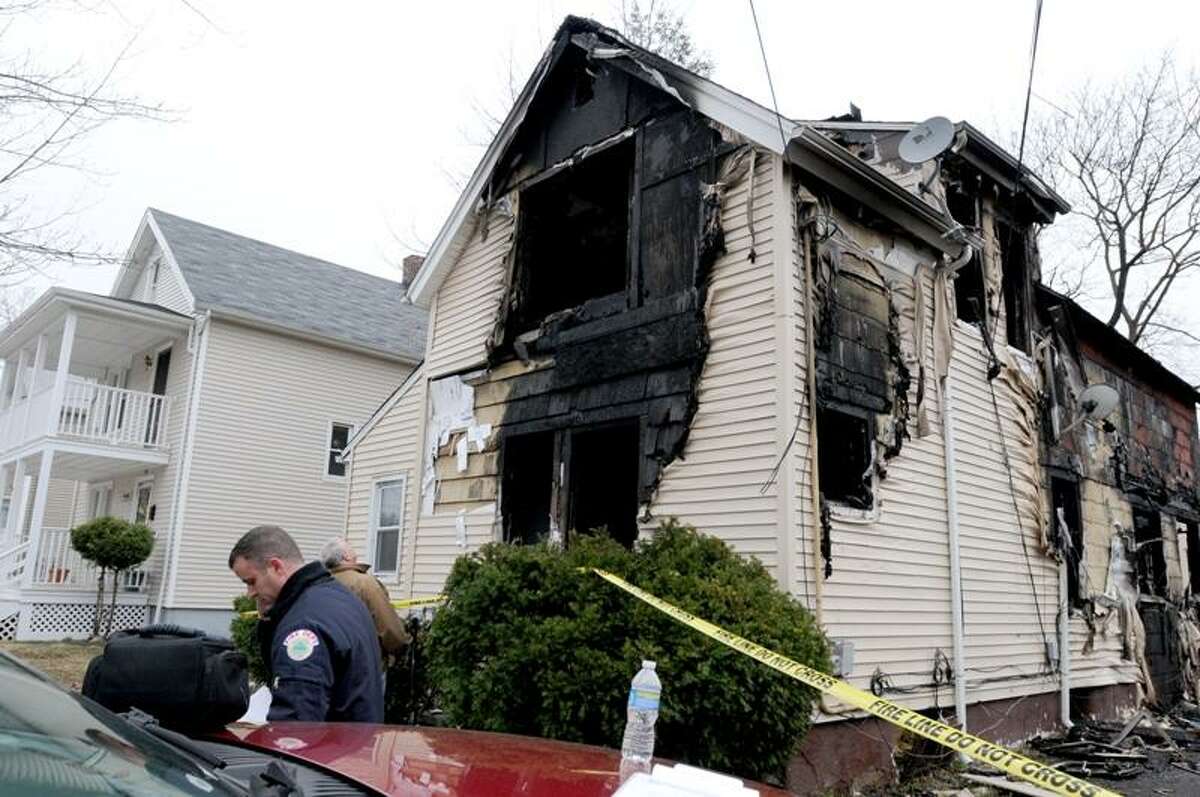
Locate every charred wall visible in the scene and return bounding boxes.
[424,42,747,544]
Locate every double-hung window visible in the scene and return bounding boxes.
[326,422,354,478]
[370,477,405,579]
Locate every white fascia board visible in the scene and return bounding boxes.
[342,362,425,457]
[144,209,197,309]
[0,288,192,357]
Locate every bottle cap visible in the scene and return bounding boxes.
[642,660,656,670]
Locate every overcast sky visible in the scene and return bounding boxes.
[11,0,1200,373]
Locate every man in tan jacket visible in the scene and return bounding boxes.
[320,538,410,669]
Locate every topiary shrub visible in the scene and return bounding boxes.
[70,516,154,637]
[427,520,829,784]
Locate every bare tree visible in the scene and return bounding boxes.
[618,1,713,77]
[1030,54,1200,347]
[0,2,169,287]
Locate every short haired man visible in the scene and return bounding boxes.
[228,525,383,722]
[320,538,410,667]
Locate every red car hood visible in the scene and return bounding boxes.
[215,722,789,796]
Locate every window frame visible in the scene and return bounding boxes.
[323,420,355,480]
[88,481,114,520]
[367,474,406,582]
[129,478,154,526]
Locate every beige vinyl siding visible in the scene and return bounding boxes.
[150,256,194,315]
[344,364,425,596]
[425,211,513,378]
[797,237,957,708]
[648,152,784,572]
[174,319,409,608]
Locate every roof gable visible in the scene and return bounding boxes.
[144,209,427,362]
[407,16,968,309]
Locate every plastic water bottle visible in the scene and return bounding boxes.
[620,660,661,781]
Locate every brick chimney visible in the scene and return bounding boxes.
[401,254,425,289]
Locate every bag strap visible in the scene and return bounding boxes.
[136,624,205,638]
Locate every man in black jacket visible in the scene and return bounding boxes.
[228,525,383,722]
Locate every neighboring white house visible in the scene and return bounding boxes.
[0,209,426,639]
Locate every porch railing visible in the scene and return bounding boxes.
[28,528,149,591]
[58,379,172,449]
[0,539,30,586]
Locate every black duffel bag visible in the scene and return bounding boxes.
[83,624,249,731]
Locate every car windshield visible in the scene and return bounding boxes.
[0,651,243,796]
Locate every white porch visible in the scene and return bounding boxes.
[0,289,190,639]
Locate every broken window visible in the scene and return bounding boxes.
[500,420,642,548]
[501,431,556,545]
[817,404,873,509]
[1132,505,1167,597]
[515,140,633,328]
[567,420,640,547]
[947,186,986,325]
[997,219,1032,354]
[1050,476,1084,606]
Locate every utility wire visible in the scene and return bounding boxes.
[1015,0,1045,171]
[747,0,790,154]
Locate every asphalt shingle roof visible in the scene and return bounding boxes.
[149,209,426,361]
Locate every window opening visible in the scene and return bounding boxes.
[997,219,1031,353]
[568,421,640,548]
[1050,477,1084,606]
[372,478,404,576]
[501,431,556,545]
[947,187,986,325]
[88,484,113,520]
[1184,519,1200,597]
[817,404,873,509]
[516,141,632,328]
[327,422,353,477]
[1133,505,1166,597]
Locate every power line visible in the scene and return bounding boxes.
[747,0,790,153]
[1015,0,1045,171]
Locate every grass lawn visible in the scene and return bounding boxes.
[0,640,103,690]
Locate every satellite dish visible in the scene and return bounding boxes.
[1078,383,1120,421]
[898,116,956,164]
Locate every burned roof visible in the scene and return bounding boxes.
[1037,284,1200,405]
[149,209,427,362]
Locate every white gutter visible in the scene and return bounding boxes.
[154,310,211,623]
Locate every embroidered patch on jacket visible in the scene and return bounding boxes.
[283,629,319,662]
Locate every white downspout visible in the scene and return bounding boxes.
[1059,557,1072,728]
[153,310,211,624]
[939,244,973,743]
[941,374,969,739]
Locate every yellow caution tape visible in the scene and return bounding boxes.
[237,594,446,619]
[590,568,1121,797]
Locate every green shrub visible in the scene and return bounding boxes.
[427,520,829,784]
[230,595,268,685]
[71,516,154,637]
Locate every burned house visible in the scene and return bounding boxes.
[339,16,1200,792]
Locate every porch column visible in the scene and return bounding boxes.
[19,448,54,588]
[46,311,77,436]
[1,347,28,444]
[22,334,47,432]
[5,457,27,540]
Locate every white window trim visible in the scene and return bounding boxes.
[130,477,155,526]
[88,481,114,520]
[367,473,406,583]
[323,420,356,481]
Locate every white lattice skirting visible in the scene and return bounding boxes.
[6,602,151,641]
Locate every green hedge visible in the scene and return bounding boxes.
[427,520,829,784]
